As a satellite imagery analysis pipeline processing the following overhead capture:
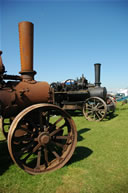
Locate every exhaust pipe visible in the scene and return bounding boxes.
[19,21,36,80]
[94,63,101,87]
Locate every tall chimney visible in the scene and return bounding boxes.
[94,63,101,87]
[19,21,36,80]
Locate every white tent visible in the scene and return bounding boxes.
[118,89,128,96]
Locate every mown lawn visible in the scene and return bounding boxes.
[0,102,128,193]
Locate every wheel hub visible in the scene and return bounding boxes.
[92,106,98,112]
[38,132,51,145]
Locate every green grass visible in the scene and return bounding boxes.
[0,102,128,193]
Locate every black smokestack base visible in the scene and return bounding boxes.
[94,63,101,87]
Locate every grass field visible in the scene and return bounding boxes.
[0,102,128,193]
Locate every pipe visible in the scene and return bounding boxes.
[18,21,36,80]
[94,63,101,87]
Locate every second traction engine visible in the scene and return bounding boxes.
[51,63,115,121]
[0,21,77,175]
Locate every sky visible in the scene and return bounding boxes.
[0,0,128,92]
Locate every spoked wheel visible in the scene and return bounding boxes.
[106,95,116,114]
[83,97,107,121]
[8,104,77,175]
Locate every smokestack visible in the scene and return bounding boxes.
[18,21,36,80]
[94,63,101,87]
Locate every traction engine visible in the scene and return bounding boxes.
[0,21,77,175]
[51,64,115,121]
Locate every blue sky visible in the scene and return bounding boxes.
[0,0,128,92]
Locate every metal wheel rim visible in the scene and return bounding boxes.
[8,103,77,174]
[83,97,107,121]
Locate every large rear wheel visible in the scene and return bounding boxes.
[8,104,77,175]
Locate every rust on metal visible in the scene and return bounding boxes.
[15,80,52,106]
[19,21,36,80]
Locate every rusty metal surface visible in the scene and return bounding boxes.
[0,89,15,108]
[0,81,52,117]
[19,21,33,72]
[8,103,77,174]
[15,80,51,106]
[19,21,36,80]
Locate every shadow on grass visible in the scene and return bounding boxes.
[67,127,92,165]
[101,113,118,122]
[77,128,90,141]
[67,110,118,122]
[67,146,93,166]
[0,140,13,175]
[66,110,83,117]
[106,113,118,119]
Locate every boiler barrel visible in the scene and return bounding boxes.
[15,81,51,107]
[0,81,52,117]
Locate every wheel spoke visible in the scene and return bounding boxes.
[53,116,64,126]
[36,148,41,169]
[18,126,34,134]
[39,110,45,131]
[50,127,63,137]
[95,102,100,108]
[86,107,92,110]
[87,110,93,115]
[97,104,104,109]
[41,110,50,127]
[98,110,105,116]
[44,147,49,167]
[51,140,64,148]
[32,143,41,153]
[15,141,36,157]
[52,150,60,159]
[87,104,93,108]
[55,136,68,140]
[95,112,101,120]
[13,135,32,144]
[50,123,66,137]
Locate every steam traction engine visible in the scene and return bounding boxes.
[0,22,77,174]
[51,64,115,121]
